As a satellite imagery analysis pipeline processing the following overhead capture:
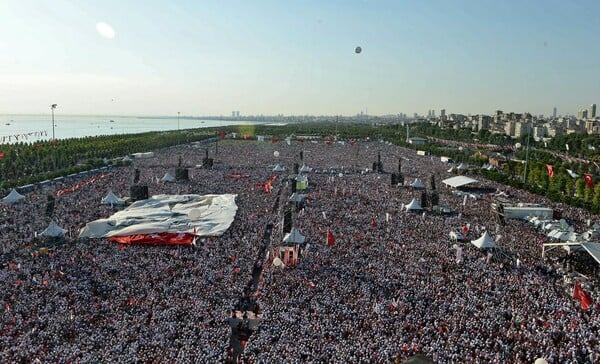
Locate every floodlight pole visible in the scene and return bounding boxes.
[523,126,531,183]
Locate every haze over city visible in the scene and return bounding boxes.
[1,0,599,117]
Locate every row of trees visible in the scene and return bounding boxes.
[0,130,214,190]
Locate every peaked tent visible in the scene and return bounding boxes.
[299,164,312,173]
[41,221,67,238]
[2,188,25,204]
[283,228,306,245]
[471,231,498,249]
[457,163,468,171]
[405,198,423,211]
[161,173,175,183]
[273,164,285,172]
[101,190,125,205]
[411,178,425,189]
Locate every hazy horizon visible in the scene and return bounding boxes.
[1,0,599,117]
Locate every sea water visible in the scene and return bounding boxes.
[0,114,261,144]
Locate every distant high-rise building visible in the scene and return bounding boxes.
[591,104,597,118]
[578,109,589,119]
[431,110,436,118]
[440,109,446,118]
[553,107,557,118]
[232,111,236,117]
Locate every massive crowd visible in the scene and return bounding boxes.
[0,137,598,363]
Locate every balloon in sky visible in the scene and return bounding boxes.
[355,46,362,54]
[96,22,116,39]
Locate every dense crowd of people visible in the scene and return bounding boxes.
[0,137,598,362]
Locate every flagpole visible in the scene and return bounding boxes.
[523,126,531,183]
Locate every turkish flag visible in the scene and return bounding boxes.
[0,152,4,159]
[584,173,594,188]
[546,164,554,178]
[574,282,593,309]
[326,229,336,246]
[371,218,378,227]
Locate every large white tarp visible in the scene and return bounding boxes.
[79,194,238,238]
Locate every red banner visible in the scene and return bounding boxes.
[109,232,194,246]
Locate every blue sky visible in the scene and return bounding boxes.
[0,0,599,116]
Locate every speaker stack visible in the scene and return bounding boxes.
[130,185,149,202]
[175,168,189,181]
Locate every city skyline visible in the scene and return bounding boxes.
[1,0,599,117]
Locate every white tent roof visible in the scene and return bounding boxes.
[299,164,312,173]
[411,178,425,189]
[273,164,285,172]
[101,190,125,205]
[580,243,600,265]
[161,173,175,182]
[41,221,67,238]
[122,155,132,162]
[457,163,468,170]
[79,194,238,238]
[442,176,479,188]
[2,188,25,204]
[283,228,305,244]
[405,198,422,211]
[471,231,498,249]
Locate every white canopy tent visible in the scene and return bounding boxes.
[161,173,175,183]
[101,190,125,205]
[41,221,67,238]
[273,164,285,172]
[411,178,425,189]
[442,176,479,188]
[2,188,25,204]
[299,164,312,173]
[471,231,499,249]
[283,228,306,245]
[457,163,468,171]
[405,198,423,211]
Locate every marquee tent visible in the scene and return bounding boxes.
[411,178,425,189]
[283,228,305,245]
[442,176,479,188]
[79,194,238,245]
[299,164,312,173]
[405,198,422,211]
[471,231,498,249]
[160,173,175,183]
[41,221,67,238]
[273,164,285,172]
[2,188,25,204]
[101,190,125,205]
